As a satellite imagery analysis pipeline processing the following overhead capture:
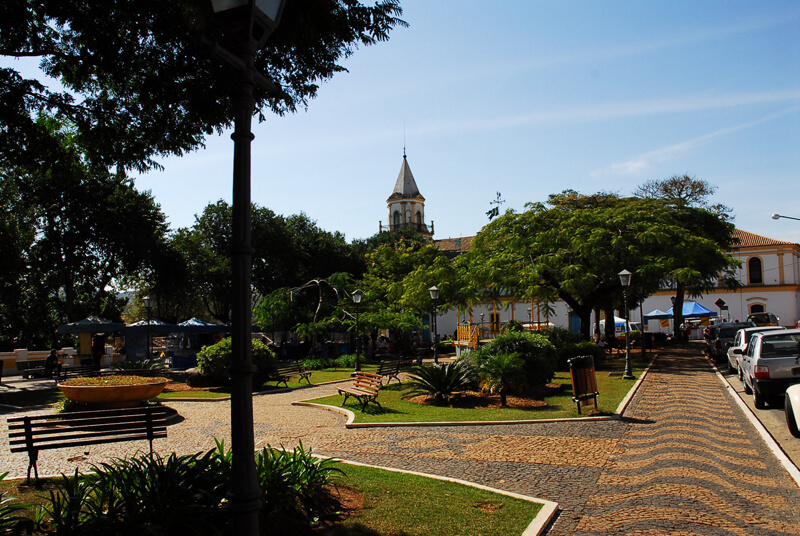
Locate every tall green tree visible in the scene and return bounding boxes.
[0,117,169,348]
[634,175,739,337]
[465,190,737,340]
[1,0,407,173]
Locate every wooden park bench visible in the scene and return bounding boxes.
[55,364,99,382]
[337,371,383,411]
[376,360,403,385]
[270,362,312,388]
[8,405,168,484]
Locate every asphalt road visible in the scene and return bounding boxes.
[716,359,800,469]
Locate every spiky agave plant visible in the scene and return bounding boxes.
[0,472,31,535]
[407,361,471,402]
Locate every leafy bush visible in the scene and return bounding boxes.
[476,332,558,390]
[34,440,345,536]
[501,320,525,334]
[435,339,455,354]
[541,327,583,347]
[334,354,358,368]
[302,357,336,370]
[408,362,471,402]
[554,341,605,371]
[196,337,276,387]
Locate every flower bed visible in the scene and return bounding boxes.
[58,375,168,408]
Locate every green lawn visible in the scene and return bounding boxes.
[305,355,650,423]
[0,462,542,536]
[322,462,541,536]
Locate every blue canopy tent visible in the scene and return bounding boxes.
[644,302,718,320]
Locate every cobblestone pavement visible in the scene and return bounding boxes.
[3,347,800,535]
[573,350,800,535]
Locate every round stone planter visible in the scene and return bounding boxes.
[58,381,168,409]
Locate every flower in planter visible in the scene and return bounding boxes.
[61,375,168,387]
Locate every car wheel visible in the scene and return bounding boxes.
[744,377,752,395]
[728,359,736,374]
[786,395,800,438]
[754,389,766,409]
[738,366,744,382]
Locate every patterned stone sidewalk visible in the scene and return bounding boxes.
[572,351,800,535]
[3,347,800,535]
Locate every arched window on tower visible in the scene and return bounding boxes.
[393,210,400,228]
[748,257,763,284]
[416,211,422,230]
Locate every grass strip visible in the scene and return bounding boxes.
[305,356,650,423]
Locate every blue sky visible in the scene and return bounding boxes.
[11,1,800,243]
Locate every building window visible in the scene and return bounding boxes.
[416,211,422,230]
[748,257,763,284]
[750,304,765,314]
[393,210,400,227]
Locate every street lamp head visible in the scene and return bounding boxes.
[143,295,155,309]
[210,0,286,48]
[618,269,632,288]
[352,289,363,305]
[428,285,440,301]
[772,213,782,220]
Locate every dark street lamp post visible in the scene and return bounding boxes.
[352,289,363,372]
[143,295,155,359]
[429,286,440,364]
[772,213,800,222]
[618,269,634,380]
[206,1,286,534]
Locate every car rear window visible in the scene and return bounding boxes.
[760,334,800,358]
[719,328,737,338]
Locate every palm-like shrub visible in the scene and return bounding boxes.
[479,353,526,407]
[408,362,471,402]
[255,441,345,533]
[470,331,558,391]
[112,357,168,374]
[0,472,31,535]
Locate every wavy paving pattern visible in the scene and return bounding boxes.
[574,353,800,535]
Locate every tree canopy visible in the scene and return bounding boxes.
[464,189,737,339]
[1,0,407,173]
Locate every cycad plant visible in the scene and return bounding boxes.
[408,361,471,403]
[479,353,526,407]
[0,472,31,536]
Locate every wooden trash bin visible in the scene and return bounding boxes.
[568,355,599,414]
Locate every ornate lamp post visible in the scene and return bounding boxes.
[527,307,532,331]
[618,269,634,379]
[206,1,286,534]
[143,295,155,359]
[429,286,440,364]
[352,289,363,372]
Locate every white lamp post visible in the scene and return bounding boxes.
[206,2,286,534]
[142,295,155,360]
[429,286,440,363]
[618,269,635,380]
[352,289,363,372]
[772,213,800,222]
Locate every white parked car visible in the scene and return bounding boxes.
[726,326,786,376]
[739,329,800,409]
[786,384,800,438]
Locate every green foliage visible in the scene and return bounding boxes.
[196,337,276,387]
[254,441,346,532]
[555,342,605,371]
[334,354,358,368]
[111,358,168,374]
[478,332,558,390]
[0,472,31,535]
[408,362,471,402]
[502,320,525,334]
[302,357,336,371]
[479,353,526,406]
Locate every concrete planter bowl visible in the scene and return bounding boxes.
[58,377,168,409]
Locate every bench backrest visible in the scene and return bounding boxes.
[8,406,167,454]
[276,362,303,373]
[377,361,401,374]
[352,371,382,393]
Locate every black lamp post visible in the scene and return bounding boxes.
[143,295,155,359]
[206,1,286,534]
[670,295,677,341]
[527,307,532,330]
[352,289,363,372]
[618,269,634,380]
[429,286,440,364]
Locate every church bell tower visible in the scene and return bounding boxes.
[380,154,434,241]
